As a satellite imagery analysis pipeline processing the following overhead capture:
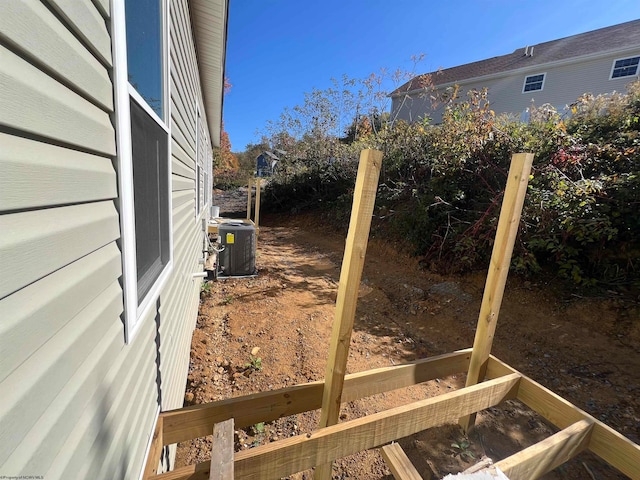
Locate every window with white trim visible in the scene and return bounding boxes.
[523,73,545,93]
[611,56,640,79]
[196,109,209,217]
[113,0,172,342]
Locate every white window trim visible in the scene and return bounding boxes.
[195,105,201,222]
[195,103,213,223]
[112,0,174,343]
[609,55,640,80]
[522,72,546,94]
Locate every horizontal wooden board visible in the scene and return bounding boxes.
[487,356,640,480]
[0,242,122,383]
[493,419,593,479]
[380,443,423,480]
[0,46,116,155]
[160,350,471,446]
[0,133,117,212]
[151,374,521,480]
[0,2,112,110]
[0,201,120,299]
[46,0,112,66]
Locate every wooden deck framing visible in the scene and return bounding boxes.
[144,152,640,479]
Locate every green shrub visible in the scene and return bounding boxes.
[260,82,640,290]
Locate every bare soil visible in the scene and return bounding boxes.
[175,190,640,479]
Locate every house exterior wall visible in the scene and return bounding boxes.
[0,0,217,478]
[391,49,640,124]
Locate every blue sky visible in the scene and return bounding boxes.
[223,1,640,151]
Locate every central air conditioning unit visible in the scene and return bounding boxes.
[217,221,256,277]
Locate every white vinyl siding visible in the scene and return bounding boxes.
[0,45,115,155]
[0,1,113,110]
[0,0,222,478]
[0,202,120,299]
[0,133,117,211]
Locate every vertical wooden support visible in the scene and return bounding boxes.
[210,419,234,480]
[246,177,252,220]
[315,149,383,479]
[254,177,261,233]
[460,152,534,432]
[142,414,164,479]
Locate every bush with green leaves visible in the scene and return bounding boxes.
[260,81,640,290]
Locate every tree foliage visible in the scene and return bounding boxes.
[258,74,640,291]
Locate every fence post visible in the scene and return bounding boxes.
[315,149,383,479]
[459,152,534,432]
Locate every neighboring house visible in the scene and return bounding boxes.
[0,0,227,478]
[391,19,640,124]
[256,150,280,177]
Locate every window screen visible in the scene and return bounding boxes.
[130,97,170,302]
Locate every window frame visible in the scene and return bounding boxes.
[195,105,211,221]
[610,56,640,79]
[112,0,173,343]
[522,73,546,93]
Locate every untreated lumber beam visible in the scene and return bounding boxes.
[486,356,640,479]
[492,419,593,479]
[142,414,164,479]
[160,349,471,446]
[380,443,423,480]
[460,153,534,432]
[254,177,261,233]
[149,373,520,480]
[317,148,383,478]
[319,149,382,423]
[210,419,234,480]
[246,177,252,220]
[235,373,520,479]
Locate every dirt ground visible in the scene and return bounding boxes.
[175,189,639,479]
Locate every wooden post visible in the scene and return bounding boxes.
[142,414,164,479]
[315,149,383,478]
[459,153,534,432]
[210,419,234,480]
[246,177,252,220]
[254,177,261,233]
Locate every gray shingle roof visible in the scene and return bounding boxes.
[392,19,640,96]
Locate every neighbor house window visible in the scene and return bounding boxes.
[113,0,172,342]
[523,73,545,92]
[611,56,640,79]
